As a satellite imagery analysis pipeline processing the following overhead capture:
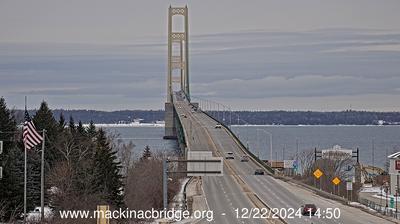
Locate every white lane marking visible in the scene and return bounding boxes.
[201,178,211,211]
[253,176,291,207]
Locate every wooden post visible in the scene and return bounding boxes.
[97,205,109,224]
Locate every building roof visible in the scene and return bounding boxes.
[388,152,400,159]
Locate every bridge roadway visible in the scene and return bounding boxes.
[173,95,393,224]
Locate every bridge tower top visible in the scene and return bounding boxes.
[167,5,189,102]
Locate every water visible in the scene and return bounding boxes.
[104,125,400,168]
[232,125,400,168]
[103,126,178,157]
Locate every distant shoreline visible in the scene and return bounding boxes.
[94,123,400,128]
[14,109,400,126]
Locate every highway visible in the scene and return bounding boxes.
[173,94,394,224]
[175,96,266,224]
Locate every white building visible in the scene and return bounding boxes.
[388,152,400,195]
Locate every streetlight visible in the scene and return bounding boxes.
[257,129,273,164]
[221,104,233,129]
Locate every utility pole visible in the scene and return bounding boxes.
[257,129,273,163]
[217,103,220,121]
[230,110,232,128]
[222,105,225,124]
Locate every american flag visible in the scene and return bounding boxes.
[23,110,43,150]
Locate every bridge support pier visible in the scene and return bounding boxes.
[164,102,177,139]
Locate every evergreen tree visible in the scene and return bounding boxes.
[142,145,152,160]
[0,97,17,151]
[68,116,76,134]
[0,97,23,220]
[58,112,66,131]
[3,145,24,219]
[86,120,97,139]
[91,129,124,208]
[77,120,86,136]
[33,101,58,134]
[32,101,59,168]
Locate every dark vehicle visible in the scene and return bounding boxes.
[254,169,264,175]
[240,155,249,162]
[301,204,317,216]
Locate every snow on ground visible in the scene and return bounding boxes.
[349,202,377,212]
[360,186,382,193]
[372,193,400,201]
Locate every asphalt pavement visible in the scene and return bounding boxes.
[173,95,394,224]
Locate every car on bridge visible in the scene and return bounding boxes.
[225,152,234,159]
[240,155,249,162]
[254,169,264,175]
[301,204,317,216]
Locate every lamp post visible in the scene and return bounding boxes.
[257,129,273,163]
[225,105,232,128]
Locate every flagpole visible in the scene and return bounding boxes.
[24,145,27,224]
[24,96,27,224]
[40,129,46,220]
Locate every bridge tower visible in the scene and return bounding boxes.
[164,6,189,139]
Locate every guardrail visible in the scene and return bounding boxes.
[201,110,275,174]
[359,198,400,220]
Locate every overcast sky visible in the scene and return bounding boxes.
[1,0,400,111]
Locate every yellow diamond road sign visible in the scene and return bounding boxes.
[332,177,341,185]
[313,169,323,179]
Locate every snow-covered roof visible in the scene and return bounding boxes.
[388,152,400,159]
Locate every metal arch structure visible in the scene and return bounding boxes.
[165,5,189,139]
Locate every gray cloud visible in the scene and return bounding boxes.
[1,29,400,111]
[192,75,400,98]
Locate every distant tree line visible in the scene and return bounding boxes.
[34,110,163,124]
[217,110,400,125]
[13,109,400,125]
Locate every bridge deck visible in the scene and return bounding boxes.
[173,93,391,224]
